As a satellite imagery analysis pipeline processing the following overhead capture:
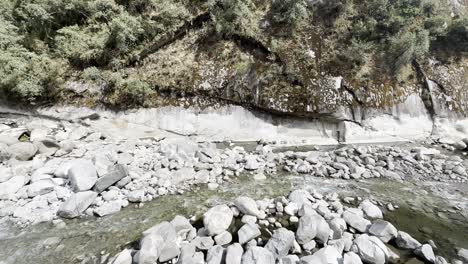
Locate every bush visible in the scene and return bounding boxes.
[270,0,309,26]
[211,0,257,37]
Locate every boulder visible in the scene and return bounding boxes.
[241,246,275,264]
[0,135,19,146]
[112,249,133,264]
[368,220,398,243]
[0,167,13,183]
[93,164,128,193]
[57,191,98,218]
[288,190,314,208]
[203,204,233,235]
[296,214,318,244]
[281,255,300,264]
[414,244,435,263]
[342,209,371,233]
[300,246,342,264]
[359,200,383,219]
[225,243,243,264]
[0,176,27,200]
[343,252,363,264]
[27,179,55,197]
[94,201,122,217]
[238,223,261,244]
[140,222,179,263]
[352,234,388,264]
[193,236,215,250]
[395,231,421,249]
[457,248,468,263]
[7,142,38,161]
[234,196,261,217]
[171,215,194,239]
[68,159,98,192]
[214,231,232,246]
[265,228,295,259]
[206,245,225,264]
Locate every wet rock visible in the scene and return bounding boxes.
[368,220,398,243]
[58,191,98,218]
[241,246,275,264]
[7,142,38,161]
[395,231,421,249]
[68,159,98,192]
[352,234,388,264]
[238,223,261,244]
[94,164,128,193]
[414,244,435,263]
[203,204,233,235]
[265,228,295,259]
[226,243,243,264]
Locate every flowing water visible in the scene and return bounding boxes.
[0,172,467,264]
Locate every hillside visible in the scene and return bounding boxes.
[1,0,467,118]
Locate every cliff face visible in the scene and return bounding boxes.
[1,0,467,124]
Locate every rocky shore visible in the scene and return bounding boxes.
[105,190,468,264]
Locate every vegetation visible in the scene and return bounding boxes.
[0,0,466,106]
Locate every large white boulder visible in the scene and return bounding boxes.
[0,175,27,200]
[27,179,55,197]
[234,196,261,217]
[241,246,275,264]
[203,204,233,236]
[57,191,98,218]
[352,234,389,264]
[68,159,98,192]
[7,142,38,161]
[265,228,295,259]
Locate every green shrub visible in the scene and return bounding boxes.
[212,0,257,37]
[270,0,309,26]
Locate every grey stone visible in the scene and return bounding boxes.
[68,159,98,192]
[193,236,215,250]
[7,142,38,161]
[300,246,342,264]
[457,248,468,263]
[359,200,383,219]
[343,209,371,233]
[343,252,363,264]
[238,223,261,244]
[203,204,233,235]
[94,164,128,193]
[241,246,275,264]
[234,196,261,217]
[207,245,225,264]
[368,220,398,243]
[288,190,313,208]
[226,243,243,264]
[0,175,26,200]
[112,249,132,264]
[281,255,300,264]
[352,234,388,264]
[58,191,98,218]
[415,244,435,263]
[214,231,232,246]
[395,231,421,249]
[27,179,55,197]
[265,227,295,259]
[94,201,122,216]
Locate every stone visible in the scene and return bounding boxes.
[203,204,233,235]
[68,159,98,192]
[343,252,363,264]
[352,234,389,264]
[265,228,295,259]
[57,191,98,218]
[296,213,329,245]
[171,215,193,239]
[0,175,27,200]
[244,155,260,170]
[193,236,215,250]
[127,189,145,203]
[27,179,55,197]
[207,245,225,264]
[94,164,128,193]
[238,223,261,244]
[0,167,13,183]
[94,201,122,216]
[7,142,38,161]
[359,200,383,219]
[112,249,133,264]
[159,241,180,262]
[288,190,313,208]
[457,248,468,263]
[329,217,347,239]
[342,209,371,233]
[225,243,243,264]
[302,240,316,252]
[234,196,261,217]
[214,231,232,246]
[0,135,18,146]
[68,126,90,140]
[140,222,178,263]
[368,220,398,243]
[93,155,114,177]
[281,255,300,264]
[414,244,435,263]
[284,202,299,216]
[300,246,342,264]
[434,256,448,264]
[395,231,421,249]
[137,233,164,264]
[241,246,275,264]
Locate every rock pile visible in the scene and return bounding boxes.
[108,190,461,264]
[1,117,468,225]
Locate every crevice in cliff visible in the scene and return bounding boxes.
[412,60,437,136]
[226,34,283,65]
[127,12,212,66]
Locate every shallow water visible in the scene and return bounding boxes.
[0,172,467,264]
